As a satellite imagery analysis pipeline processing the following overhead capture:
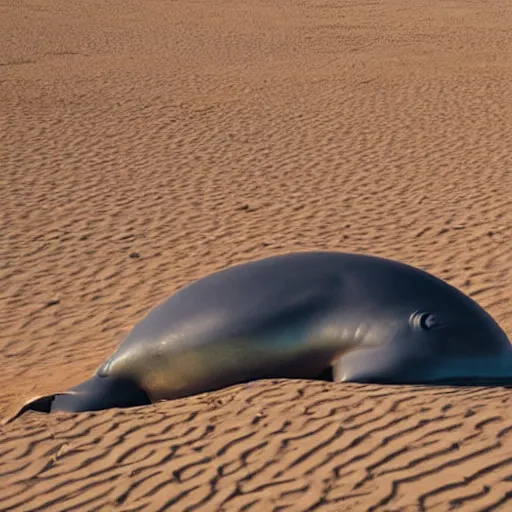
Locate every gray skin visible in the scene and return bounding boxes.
[6,251,512,423]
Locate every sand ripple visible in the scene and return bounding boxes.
[1,0,511,509]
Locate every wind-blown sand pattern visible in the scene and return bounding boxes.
[1,382,511,511]
[1,0,511,510]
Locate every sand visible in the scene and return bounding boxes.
[1,0,511,510]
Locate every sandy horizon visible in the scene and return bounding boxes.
[1,0,511,510]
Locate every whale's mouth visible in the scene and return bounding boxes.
[421,350,512,387]
[422,376,512,387]
[389,351,512,387]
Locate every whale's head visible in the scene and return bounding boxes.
[335,258,512,386]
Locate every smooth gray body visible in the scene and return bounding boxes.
[7,251,512,422]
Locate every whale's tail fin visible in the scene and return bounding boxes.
[3,392,75,424]
[4,376,151,424]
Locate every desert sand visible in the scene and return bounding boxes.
[1,0,511,510]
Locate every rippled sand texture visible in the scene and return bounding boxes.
[1,383,511,511]
[1,0,511,510]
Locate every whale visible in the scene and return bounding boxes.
[6,251,511,423]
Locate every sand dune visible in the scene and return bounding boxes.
[1,382,511,511]
[1,0,511,510]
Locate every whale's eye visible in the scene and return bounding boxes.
[410,311,437,330]
[419,313,436,330]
